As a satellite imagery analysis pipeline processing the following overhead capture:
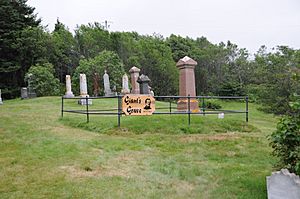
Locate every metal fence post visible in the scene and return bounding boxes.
[86,96,89,123]
[246,96,249,122]
[117,94,121,127]
[169,99,172,115]
[188,95,191,126]
[202,97,205,116]
[61,96,64,118]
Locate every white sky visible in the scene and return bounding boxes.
[27,0,300,54]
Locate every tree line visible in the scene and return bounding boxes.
[1,0,299,114]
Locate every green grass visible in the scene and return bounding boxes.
[0,97,278,198]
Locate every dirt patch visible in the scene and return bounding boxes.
[179,133,240,143]
[59,165,130,178]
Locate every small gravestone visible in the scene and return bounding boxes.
[64,75,74,98]
[78,73,92,105]
[21,87,28,99]
[267,169,300,199]
[137,74,151,94]
[218,112,224,119]
[148,86,154,96]
[121,74,130,94]
[93,73,100,97]
[0,89,3,105]
[103,70,115,96]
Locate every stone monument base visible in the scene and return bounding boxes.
[78,97,92,105]
[177,99,200,112]
[64,92,74,98]
[105,92,117,97]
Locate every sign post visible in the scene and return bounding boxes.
[122,94,155,116]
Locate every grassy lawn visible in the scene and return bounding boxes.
[0,97,278,198]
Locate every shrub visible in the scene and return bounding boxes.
[269,97,300,175]
[200,99,222,110]
[25,63,61,96]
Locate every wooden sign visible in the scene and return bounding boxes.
[122,94,155,115]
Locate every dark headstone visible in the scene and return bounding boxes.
[21,87,28,99]
[137,74,151,94]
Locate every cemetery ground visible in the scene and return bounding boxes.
[0,97,277,198]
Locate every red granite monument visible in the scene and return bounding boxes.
[177,56,200,112]
[129,66,140,94]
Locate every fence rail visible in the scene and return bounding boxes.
[61,95,249,127]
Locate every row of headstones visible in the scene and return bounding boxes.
[65,66,154,100]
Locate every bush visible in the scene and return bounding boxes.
[269,97,300,175]
[200,99,222,110]
[25,63,61,96]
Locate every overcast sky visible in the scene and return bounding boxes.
[27,0,300,54]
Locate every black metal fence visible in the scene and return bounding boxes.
[61,95,249,127]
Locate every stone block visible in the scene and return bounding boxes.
[267,169,300,199]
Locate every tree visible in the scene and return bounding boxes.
[72,50,125,95]
[25,63,60,96]
[252,46,298,114]
[0,0,41,98]
[136,35,178,95]
[50,19,78,82]
[74,22,112,59]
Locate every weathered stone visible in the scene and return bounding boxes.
[0,89,3,105]
[121,74,130,94]
[93,73,100,97]
[103,70,115,96]
[21,87,28,99]
[137,74,151,94]
[27,73,36,98]
[267,169,300,199]
[64,75,74,98]
[129,66,140,94]
[80,74,88,97]
[176,56,199,112]
[78,74,92,105]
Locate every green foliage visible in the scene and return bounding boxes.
[269,94,300,175]
[25,63,61,96]
[74,22,112,59]
[253,46,299,114]
[72,50,125,95]
[201,99,222,110]
[50,19,78,82]
[218,82,245,96]
[137,35,178,95]
[0,0,41,98]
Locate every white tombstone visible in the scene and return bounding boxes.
[64,75,74,98]
[80,74,88,97]
[218,112,224,119]
[78,74,92,105]
[103,70,114,96]
[121,74,130,94]
[0,89,3,105]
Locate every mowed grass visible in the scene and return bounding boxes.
[0,97,278,198]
